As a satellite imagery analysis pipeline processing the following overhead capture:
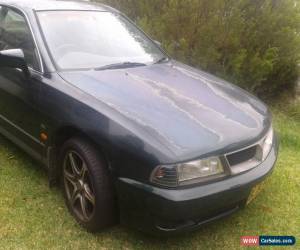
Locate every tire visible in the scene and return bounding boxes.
[60,137,117,232]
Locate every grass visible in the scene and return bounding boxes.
[0,103,299,250]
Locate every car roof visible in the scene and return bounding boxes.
[0,0,116,12]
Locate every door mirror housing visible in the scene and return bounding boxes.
[0,49,30,77]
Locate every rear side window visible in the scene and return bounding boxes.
[0,6,40,70]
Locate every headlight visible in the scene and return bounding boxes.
[177,157,224,182]
[262,126,274,161]
[151,156,224,187]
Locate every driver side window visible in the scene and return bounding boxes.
[0,6,40,71]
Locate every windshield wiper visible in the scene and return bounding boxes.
[95,62,147,71]
[154,57,169,64]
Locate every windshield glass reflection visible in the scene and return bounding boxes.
[37,11,165,70]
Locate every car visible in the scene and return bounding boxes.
[0,0,278,235]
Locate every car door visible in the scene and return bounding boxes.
[0,6,44,160]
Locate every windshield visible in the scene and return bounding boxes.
[37,11,166,70]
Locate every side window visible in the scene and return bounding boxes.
[0,7,40,70]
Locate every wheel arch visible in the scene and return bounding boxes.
[48,125,112,186]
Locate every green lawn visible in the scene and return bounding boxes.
[0,104,299,250]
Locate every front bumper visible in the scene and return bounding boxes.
[117,136,279,235]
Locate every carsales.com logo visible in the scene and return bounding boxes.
[241,236,296,247]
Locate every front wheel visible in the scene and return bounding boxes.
[60,137,117,232]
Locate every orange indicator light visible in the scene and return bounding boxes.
[40,132,48,141]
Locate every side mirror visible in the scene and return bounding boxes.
[0,49,29,77]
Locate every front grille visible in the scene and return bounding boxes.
[225,144,262,175]
[226,146,257,166]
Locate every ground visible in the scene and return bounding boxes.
[0,104,299,250]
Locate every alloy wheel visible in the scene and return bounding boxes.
[63,151,96,222]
